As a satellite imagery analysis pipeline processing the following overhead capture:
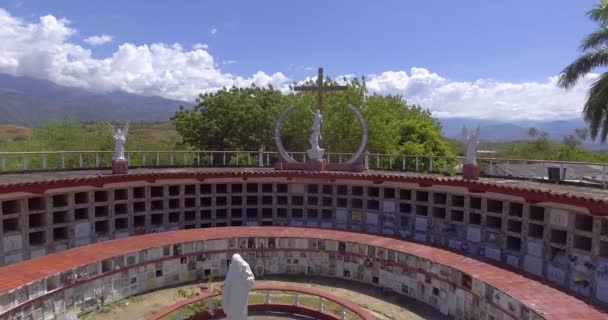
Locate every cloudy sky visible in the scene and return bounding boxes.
[0,0,601,120]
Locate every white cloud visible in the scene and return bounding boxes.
[0,9,289,100]
[210,27,218,35]
[83,34,113,45]
[222,60,238,65]
[0,9,594,120]
[192,42,208,50]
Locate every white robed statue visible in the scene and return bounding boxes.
[462,125,480,165]
[109,122,129,160]
[307,107,325,160]
[222,254,255,320]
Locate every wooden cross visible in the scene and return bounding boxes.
[293,67,347,113]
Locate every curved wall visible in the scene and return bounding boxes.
[1,171,608,307]
[0,227,598,320]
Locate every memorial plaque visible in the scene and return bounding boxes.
[3,234,22,252]
[485,247,501,261]
[550,208,569,228]
[449,239,462,250]
[526,240,543,257]
[547,264,566,285]
[415,217,428,231]
[383,200,396,213]
[466,227,481,243]
[351,210,363,224]
[523,255,543,276]
[596,277,608,302]
[366,212,379,225]
[506,255,519,268]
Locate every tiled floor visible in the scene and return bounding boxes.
[0,227,606,319]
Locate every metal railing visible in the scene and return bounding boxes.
[0,150,606,187]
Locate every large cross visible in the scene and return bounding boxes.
[293,67,347,113]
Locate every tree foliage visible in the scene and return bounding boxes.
[558,0,608,142]
[172,78,455,161]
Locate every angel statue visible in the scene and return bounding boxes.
[109,122,129,160]
[462,125,480,165]
[306,107,325,160]
[222,254,255,320]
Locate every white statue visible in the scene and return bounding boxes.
[109,123,129,160]
[307,107,325,160]
[462,125,480,165]
[222,254,255,320]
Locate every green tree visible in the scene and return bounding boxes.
[558,0,608,142]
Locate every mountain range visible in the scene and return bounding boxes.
[0,73,604,148]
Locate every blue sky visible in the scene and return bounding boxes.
[0,0,602,120]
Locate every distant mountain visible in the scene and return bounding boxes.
[0,73,188,126]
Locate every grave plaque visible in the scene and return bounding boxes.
[550,208,569,228]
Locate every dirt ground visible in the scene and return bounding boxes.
[80,275,444,320]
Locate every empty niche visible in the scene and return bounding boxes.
[292,208,304,219]
[400,203,412,214]
[114,203,128,215]
[433,193,447,205]
[307,196,318,206]
[169,199,180,209]
[114,189,128,201]
[528,223,544,239]
[470,197,482,210]
[262,184,273,193]
[184,184,196,195]
[322,185,333,195]
[574,214,593,232]
[307,209,318,219]
[322,209,332,220]
[573,235,592,252]
[216,209,228,219]
[509,203,523,218]
[27,198,44,211]
[415,205,428,216]
[75,208,89,220]
[53,211,69,224]
[276,184,288,194]
[94,191,108,202]
[216,184,228,194]
[469,212,481,225]
[151,214,164,226]
[133,187,146,199]
[367,200,380,210]
[322,197,333,207]
[550,229,567,245]
[451,210,464,222]
[352,186,364,196]
[3,218,20,232]
[229,184,243,194]
[217,222,229,227]
[201,210,213,220]
[451,195,465,207]
[529,206,545,221]
[337,198,348,208]
[399,189,412,200]
[151,200,164,211]
[151,186,165,198]
[184,198,196,208]
[133,215,145,227]
[74,192,89,204]
[29,230,46,246]
[169,185,181,196]
[168,212,180,223]
[95,221,109,236]
[308,184,319,194]
[600,241,608,258]
[246,196,258,205]
[246,208,258,219]
[115,218,128,230]
[200,197,212,207]
[2,199,22,215]
[246,183,258,193]
[94,206,108,218]
[433,207,446,219]
[184,224,196,229]
[506,236,522,251]
[262,208,273,219]
[292,196,304,206]
[29,213,46,228]
[351,198,363,209]
[337,185,348,196]
[231,220,242,226]
[230,208,242,218]
[487,199,503,214]
[384,188,395,199]
[368,187,380,198]
[53,194,69,207]
[507,220,522,233]
[486,216,502,230]
[185,211,196,221]
[415,191,429,202]
[276,208,287,218]
[232,196,243,206]
[133,202,146,213]
[262,196,273,206]
[200,184,212,194]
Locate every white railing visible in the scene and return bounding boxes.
[0,150,606,187]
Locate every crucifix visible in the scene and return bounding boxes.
[293,67,347,113]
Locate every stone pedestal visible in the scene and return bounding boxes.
[462,163,479,180]
[112,158,128,175]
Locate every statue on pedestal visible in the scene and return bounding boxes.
[462,125,480,165]
[307,107,325,160]
[109,122,129,160]
[222,254,255,320]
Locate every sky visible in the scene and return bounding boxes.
[0,0,602,120]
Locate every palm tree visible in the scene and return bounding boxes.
[558,0,608,142]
